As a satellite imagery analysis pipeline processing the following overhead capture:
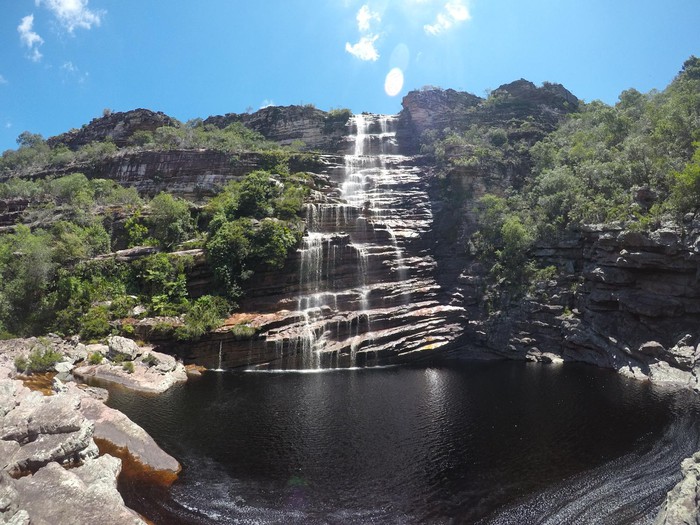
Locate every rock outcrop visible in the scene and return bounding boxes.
[654,452,700,525]
[47,109,178,150]
[13,457,145,525]
[204,104,350,152]
[396,81,578,153]
[0,338,181,524]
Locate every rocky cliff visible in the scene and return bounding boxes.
[204,105,350,152]
[403,83,700,390]
[48,109,178,150]
[396,80,578,153]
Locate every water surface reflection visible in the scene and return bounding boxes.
[106,360,700,524]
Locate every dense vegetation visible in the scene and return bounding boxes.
[424,57,700,293]
[0,168,308,341]
[0,118,299,177]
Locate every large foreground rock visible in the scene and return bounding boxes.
[0,347,181,524]
[1,381,98,475]
[78,393,180,475]
[13,457,145,525]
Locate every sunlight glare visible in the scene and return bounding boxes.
[384,67,404,97]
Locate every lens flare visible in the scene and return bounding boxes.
[384,67,404,97]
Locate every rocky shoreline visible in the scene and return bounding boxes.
[0,335,186,524]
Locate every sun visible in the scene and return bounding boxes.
[384,67,404,97]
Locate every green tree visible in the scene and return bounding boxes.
[670,143,700,215]
[148,192,194,248]
[176,295,230,340]
[0,225,56,335]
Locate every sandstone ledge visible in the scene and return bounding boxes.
[0,337,184,524]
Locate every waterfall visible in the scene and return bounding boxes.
[263,113,463,369]
[213,341,224,372]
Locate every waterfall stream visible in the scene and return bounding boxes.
[262,114,464,369]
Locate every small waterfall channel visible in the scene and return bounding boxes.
[263,114,463,369]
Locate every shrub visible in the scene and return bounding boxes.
[122,361,135,374]
[142,353,159,367]
[110,295,137,319]
[148,192,194,248]
[15,346,63,374]
[14,355,28,373]
[230,324,256,340]
[88,352,104,365]
[175,295,229,340]
[79,306,111,341]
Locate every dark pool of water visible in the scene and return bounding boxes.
[105,360,700,524]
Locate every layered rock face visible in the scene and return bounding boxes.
[170,115,464,369]
[454,223,700,387]
[204,104,349,152]
[25,150,323,199]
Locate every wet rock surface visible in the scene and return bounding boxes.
[167,115,466,370]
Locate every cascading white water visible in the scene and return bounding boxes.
[213,341,224,372]
[264,113,460,369]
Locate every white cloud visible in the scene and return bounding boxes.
[18,15,44,61]
[357,4,380,32]
[345,35,380,61]
[0,75,7,85]
[424,0,471,35]
[61,61,89,83]
[36,0,104,33]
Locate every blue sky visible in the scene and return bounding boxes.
[0,0,698,152]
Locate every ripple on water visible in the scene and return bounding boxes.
[104,361,700,524]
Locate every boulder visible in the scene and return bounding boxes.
[638,341,665,357]
[1,389,98,474]
[0,471,25,525]
[13,457,146,525]
[79,397,180,475]
[107,336,142,361]
[54,361,74,374]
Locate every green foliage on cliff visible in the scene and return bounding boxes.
[203,170,305,301]
[425,57,700,296]
[147,193,194,248]
[0,165,307,338]
[176,295,230,340]
[150,121,276,153]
